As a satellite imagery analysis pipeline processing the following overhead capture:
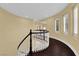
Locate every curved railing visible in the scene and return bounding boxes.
[17,29,49,56]
[17,33,30,50]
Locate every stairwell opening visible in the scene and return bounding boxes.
[48,37,76,56]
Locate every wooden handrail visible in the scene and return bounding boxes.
[17,29,49,56]
[17,33,30,50]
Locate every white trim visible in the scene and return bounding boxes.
[74,6,78,35]
[50,35,79,56]
[63,14,68,34]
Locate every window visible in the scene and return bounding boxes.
[63,14,69,34]
[73,6,78,35]
[55,19,60,32]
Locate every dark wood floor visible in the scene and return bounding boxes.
[28,38,75,56]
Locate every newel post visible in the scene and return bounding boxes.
[29,29,32,56]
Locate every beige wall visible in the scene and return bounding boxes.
[0,8,44,55]
[0,3,79,56]
[40,4,79,55]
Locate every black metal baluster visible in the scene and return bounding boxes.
[43,30,45,40]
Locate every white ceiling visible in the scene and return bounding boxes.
[0,3,68,20]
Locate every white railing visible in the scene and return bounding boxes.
[17,29,49,56]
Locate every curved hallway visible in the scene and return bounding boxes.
[28,38,75,56]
